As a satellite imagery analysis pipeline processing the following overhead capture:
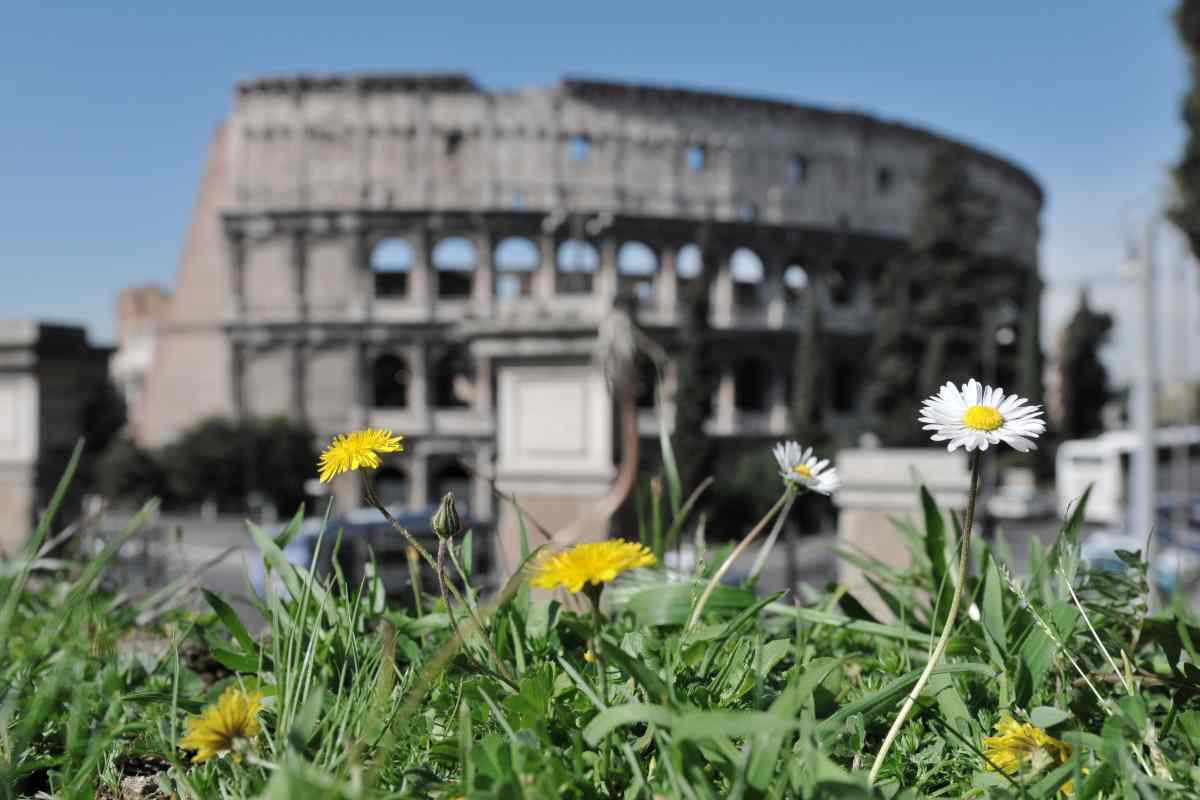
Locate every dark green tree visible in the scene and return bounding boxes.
[95,436,165,507]
[1171,0,1200,263]
[672,253,718,494]
[159,416,316,514]
[1058,290,1113,440]
[865,147,996,444]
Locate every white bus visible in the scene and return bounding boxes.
[1056,426,1200,527]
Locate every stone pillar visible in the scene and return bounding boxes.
[409,449,429,510]
[833,448,970,620]
[409,341,429,426]
[228,230,247,319]
[658,246,678,318]
[494,363,614,576]
[766,258,786,328]
[473,229,494,316]
[596,236,618,309]
[472,442,495,523]
[712,249,733,327]
[715,366,735,434]
[768,368,788,433]
[350,225,371,321]
[350,340,369,428]
[409,226,433,319]
[291,229,309,318]
[536,233,557,302]
[291,343,306,420]
[473,353,493,416]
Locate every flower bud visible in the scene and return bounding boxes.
[431,491,461,539]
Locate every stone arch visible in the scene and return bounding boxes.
[371,238,411,298]
[494,236,540,299]
[676,243,703,282]
[618,241,658,304]
[431,345,472,409]
[431,236,476,299]
[783,256,811,314]
[556,238,598,295]
[828,258,860,307]
[428,456,472,516]
[730,246,766,309]
[372,353,409,409]
[733,357,771,412]
[375,466,410,508]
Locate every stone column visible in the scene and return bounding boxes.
[657,245,678,318]
[715,366,735,434]
[711,248,733,327]
[291,342,306,420]
[833,448,969,620]
[291,229,308,318]
[473,228,494,316]
[473,353,493,416]
[350,224,371,321]
[766,257,786,328]
[350,340,369,428]
[536,233,557,302]
[228,230,247,319]
[409,226,433,319]
[472,442,495,523]
[596,236,618,310]
[409,341,429,426]
[768,368,787,433]
[409,449,429,510]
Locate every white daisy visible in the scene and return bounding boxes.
[772,441,840,495]
[918,379,1045,453]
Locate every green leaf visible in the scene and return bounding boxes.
[202,589,257,655]
[273,505,307,549]
[815,662,993,741]
[928,671,973,738]
[921,485,949,592]
[658,398,683,515]
[598,637,671,705]
[1029,706,1071,730]
[981,553,1007,658]
[210,647,260,673]
[746,657,844,792]
[628,583,756,627]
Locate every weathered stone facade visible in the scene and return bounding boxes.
[0,321,112,552]
[137,73,1043,522]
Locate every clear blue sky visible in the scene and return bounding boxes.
[0,1,1192,380]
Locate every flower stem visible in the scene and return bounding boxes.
[585,585,611,785]
[868,450,982,787]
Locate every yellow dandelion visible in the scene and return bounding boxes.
[317,428,404,483]
[531,539,656,593]
[583,648,595,663]
[983,714,1077,795]
[178,686,264,763]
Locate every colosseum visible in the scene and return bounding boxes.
[136,73,1043,527]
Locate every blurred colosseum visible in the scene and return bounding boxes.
[132,73,1043,522]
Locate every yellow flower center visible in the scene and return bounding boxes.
[963,405,1004,431]
[791,464,813,480]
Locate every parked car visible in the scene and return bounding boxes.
[251,505,494,601]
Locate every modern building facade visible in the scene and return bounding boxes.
[137,73,1043,521]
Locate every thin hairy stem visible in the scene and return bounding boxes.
[686,488,793,632]
[869,450,981,787]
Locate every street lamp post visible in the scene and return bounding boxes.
[1132,217,1158,543]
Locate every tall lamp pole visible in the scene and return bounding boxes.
[1132,216,1158,542]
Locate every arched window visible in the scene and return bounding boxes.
[556,238,598,295]
[432,346,472,409]
[567,134,590,164]
[828,259,857,307]
[677,243,703,282]
[372,354,409,409]
[494,236,539,299]
[733,358,771,413]
[371,238,411,298]
[429,458,472,516]
[832,360,860,413]
[432,236,476,299]
[731,247,765,308]
[618,241,657,305]
[783,260,810,309]
[375,466,410,508]
[634,355,658,410]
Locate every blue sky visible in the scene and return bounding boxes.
[0,1,1193,382]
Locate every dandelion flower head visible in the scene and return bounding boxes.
[317,428,404,483]
[178,686,264,763]
[531,539,656,593]
[772,441,839,495]
[982,714,1076,795]
[919,379,1044,453]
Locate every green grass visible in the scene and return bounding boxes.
[2,442,1200,798]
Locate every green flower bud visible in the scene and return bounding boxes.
[431,492,461,539]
